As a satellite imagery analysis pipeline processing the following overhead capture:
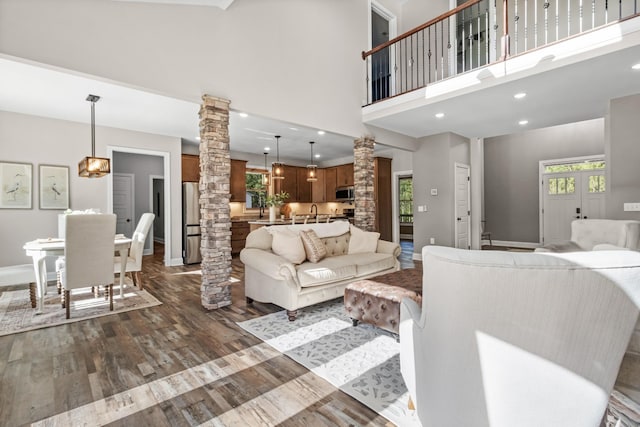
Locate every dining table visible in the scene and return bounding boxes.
[23,236,132,314]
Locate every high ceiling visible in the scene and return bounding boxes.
[111,0,235,10]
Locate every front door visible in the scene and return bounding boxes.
[455,163,471,249]
[542,169,606,244]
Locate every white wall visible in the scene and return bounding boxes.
[0,0,371,141]
[0,110,182,267]
[606,93,640,221]
[484,119,604,243]
[412,132,469,255]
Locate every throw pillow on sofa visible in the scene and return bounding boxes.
[270,228,306,264]
[348,224,380,254]
[299,229,327,263]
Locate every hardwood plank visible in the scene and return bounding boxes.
[0,242,406,427]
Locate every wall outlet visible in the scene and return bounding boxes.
[430,237,435,244]
[624,202,640,211]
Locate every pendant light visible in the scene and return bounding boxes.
[78,94,111,178]
[306,141,318,182]
[262,151,270,187]
[272,135,284,180]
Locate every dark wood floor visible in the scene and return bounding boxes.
[0,242,416,427]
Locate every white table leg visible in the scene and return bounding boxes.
[118,248,128,297]
[31,254,47,314]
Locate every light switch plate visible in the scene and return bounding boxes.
[431,189,438,196]
[418,206,424,212]
[624,203,640,211]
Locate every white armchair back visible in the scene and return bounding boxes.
[400,246,640,427]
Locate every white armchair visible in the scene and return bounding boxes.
[400,246,640,427]
[536,219,640,252]
[114,213,154,290]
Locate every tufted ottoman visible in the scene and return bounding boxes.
[344,279,422,335]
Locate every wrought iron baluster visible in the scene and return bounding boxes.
[422,29,426,86]
[440,20,445,80]
[428,25,432,84]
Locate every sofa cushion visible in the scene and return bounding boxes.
[245,227,273,250]
[296,256,357,287]
[300,229,327,263]
[322,232,350,257]
[270,229,306,264]
[349,252,397,276]
[348,225,380,254]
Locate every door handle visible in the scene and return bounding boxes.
[126,218,131,223]
[583,216,588,219]
[575,216,580,219]
[457,217,461,221]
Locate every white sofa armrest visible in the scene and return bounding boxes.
[240,248,297,283]
[376,239,401,257]
[592,243,631,251]
[400,297,423,409]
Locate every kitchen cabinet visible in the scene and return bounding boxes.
[181,154,199,182]
[296,167,312,202]
[274,165,298,201]
[311,168,326,203]
[374,157,392,242]
[336,163,354,187]
[231,221,250,254]
[325,167,337,202]
[230,159,247,202]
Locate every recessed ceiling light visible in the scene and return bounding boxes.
[238,112,248,118]
[315,154,321,158]
[519,120,529,126]
[317,130,325,135]
[632,63,640,70]
[289,127,298,131]
[435,112,445,118]
[264,146,270,151]
[195,136,201,140]
[514,92,527,99]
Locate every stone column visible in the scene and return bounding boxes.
[199,95,232,310]
[354,136,376,231]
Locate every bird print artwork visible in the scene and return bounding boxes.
[5,173,23,200]
[48,176,61,200]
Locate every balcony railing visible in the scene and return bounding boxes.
[362,0,639,105]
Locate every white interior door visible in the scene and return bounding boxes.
[455,163,471,249]
[113,173,134,237]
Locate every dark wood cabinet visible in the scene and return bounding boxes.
[231,221,250,254]
[374,157,392,242]
[311,168,326,203]
[230,159,247,202]
[296,167,312,202]
[325,167,337,202]
[336,163,354,187]
[181,154,199,182]
[274,165,298,201]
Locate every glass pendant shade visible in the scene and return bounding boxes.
[307,141,318,182]
[78,94,110,178]
[272,135,285,180]
[262,152,270,187]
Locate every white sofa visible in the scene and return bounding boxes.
[240,221,400,321]
[400,246,640,427]
[536,219,640,252]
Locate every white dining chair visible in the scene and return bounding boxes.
[60,214,116,319]
[114,213,154,290]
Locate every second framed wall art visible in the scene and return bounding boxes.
[39,164,69,210]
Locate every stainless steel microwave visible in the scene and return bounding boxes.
[335,186,354,201]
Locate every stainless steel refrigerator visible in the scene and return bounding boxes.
[182,182,202,264]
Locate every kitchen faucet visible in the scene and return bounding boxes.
[310,204,318,218]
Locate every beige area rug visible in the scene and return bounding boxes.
[0,281,162,336]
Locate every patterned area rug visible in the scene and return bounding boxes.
[0,281,162,336]
[238,298,422,427]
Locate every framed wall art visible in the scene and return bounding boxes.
[39,164,70,210]
[0,161,33,209]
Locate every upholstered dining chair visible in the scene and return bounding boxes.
[60,213,116,319]
[114,213,154,290]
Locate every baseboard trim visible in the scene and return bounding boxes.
[412,252,422,261]
[490,240,541,249]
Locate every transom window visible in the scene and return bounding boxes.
[544,161,605,173]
